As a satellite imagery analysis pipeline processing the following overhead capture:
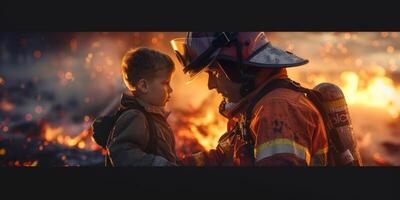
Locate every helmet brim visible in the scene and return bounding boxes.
[245,43,309,67]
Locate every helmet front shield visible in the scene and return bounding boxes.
[170,37,222,78]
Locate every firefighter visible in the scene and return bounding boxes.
[171,32,329,166]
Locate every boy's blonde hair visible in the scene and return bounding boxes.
[121,47,175,92]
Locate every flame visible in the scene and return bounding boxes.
[187,108,226,150]
[305,67,400,119]
[43,123,100,151]
[12,160,39,167]
[340,71,400,118]
[169,92,228,157]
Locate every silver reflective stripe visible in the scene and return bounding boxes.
[255,138,311,165]
[340,149,354,164]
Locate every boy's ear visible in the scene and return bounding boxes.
[136,79,149,94]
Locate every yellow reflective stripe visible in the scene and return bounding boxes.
[323,98,347,109]
[311,147,328,166]
[255,138,311,165]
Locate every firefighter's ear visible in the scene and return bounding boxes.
[136,79,149,94]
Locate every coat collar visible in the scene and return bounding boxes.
[120,93,171,118]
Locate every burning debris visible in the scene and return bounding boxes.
[0,124,104,167]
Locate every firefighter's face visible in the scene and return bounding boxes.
[205,63,242,103]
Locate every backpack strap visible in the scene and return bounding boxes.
[242,78,292,159]
[140,109,158,154]
[109,104,158,154]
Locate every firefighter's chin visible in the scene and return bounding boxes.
[219,92,234,103]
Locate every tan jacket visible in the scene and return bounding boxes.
[106,93,178,166]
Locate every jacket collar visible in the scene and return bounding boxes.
[120,92,170,118]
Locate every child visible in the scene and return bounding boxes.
[105,47,177,166]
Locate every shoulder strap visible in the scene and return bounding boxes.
[140,110,158,154]
[241,78,291,159]
[245,78,302,127]
[112,105,158,154]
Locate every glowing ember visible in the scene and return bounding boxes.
[387,46,395,53]
[86,53,93,64]
[65,72,74,80]
[84,115,90,122]
[0,148,6,156]
[35,106,43,114]
[25,113,33,121]
[0,76,5,85]
[0,100,14,112]
[2,126,8,132]
[33,50,42,59]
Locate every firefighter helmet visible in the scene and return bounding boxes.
[170,32,308,80]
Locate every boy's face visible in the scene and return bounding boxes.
[139,69,173,107]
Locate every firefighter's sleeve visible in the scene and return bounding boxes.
[107,109,175,166]
[252,99,323,166]
[180,133,231,166]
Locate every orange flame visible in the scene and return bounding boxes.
[43,123,100,151]
[187,109,227,151]
[304,67,400,119]
[340,71,400,118]
[169,92,228,157]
